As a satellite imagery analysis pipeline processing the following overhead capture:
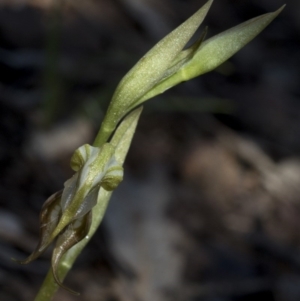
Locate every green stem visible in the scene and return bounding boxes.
[93,106,123,147]
[93,125,114,147]
[34,190,112,301]
[93,103,124,147]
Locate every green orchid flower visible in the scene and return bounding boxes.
[16,143,123,294]
[15,107,142,295]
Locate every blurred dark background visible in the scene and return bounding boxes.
[0,0,299,300]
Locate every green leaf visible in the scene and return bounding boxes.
[179,5,286,78]
[98,0,213,142]
[139,5,285,101]
[109,106,143,164]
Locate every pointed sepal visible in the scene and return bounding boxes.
[51,210,92,295]
[13,190,62,264]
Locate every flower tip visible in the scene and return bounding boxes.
[11,257,20,263]
[11,254,39,265]
[266,4,285,22]
[52,272,80,296]
[52,254,81,295]
[201,0,214,13]
[12,257,32,265]
[274,4,286,15]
